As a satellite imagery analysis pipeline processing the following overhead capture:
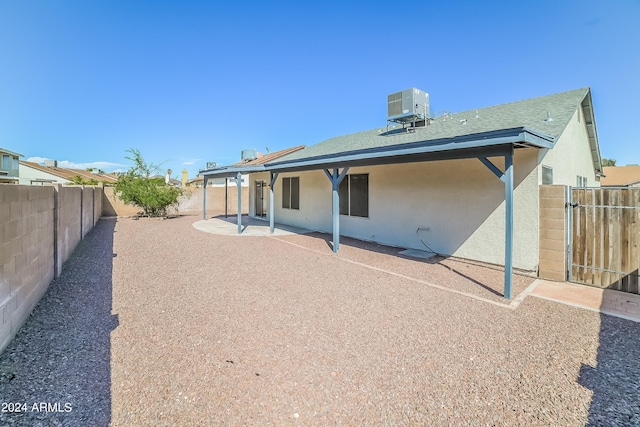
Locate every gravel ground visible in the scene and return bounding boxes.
[1,215,639,426]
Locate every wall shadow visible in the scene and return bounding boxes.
[579,312,640,425]
[0,218,118,426]
[308,231,505,297]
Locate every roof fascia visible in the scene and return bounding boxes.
[266,128,551,173]
[0,148,24,157]
[21,162,71,180]
[199,165,266,178]
[581,90,603,174]
[270,144,516,173]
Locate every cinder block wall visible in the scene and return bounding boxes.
[0,186,55,353]
[102,186,249,217]
[1,184,103,355]
[539,185,567,281]
[55,186,82,275]
[180,187,249,216]
[102,187,140,216]
[93,187,103,226]
[81,187,94,239]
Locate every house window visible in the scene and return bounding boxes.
[282,177,299,209]
[12,157,18,170]
[339,174,369,218]
[577,176,587,187]
[542,165,553,185]
[1,155,10,170]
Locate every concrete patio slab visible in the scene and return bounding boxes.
[193,215,314,236]
[530,279,640,323]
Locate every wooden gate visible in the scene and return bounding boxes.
[569,187,640,293]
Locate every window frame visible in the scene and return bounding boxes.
[281,176,300,210]
[339,173,369,218]
[1,155,10,170]
[542,165,553,185]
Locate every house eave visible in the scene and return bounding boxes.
[198,127,553,177]
[267,127,553,173]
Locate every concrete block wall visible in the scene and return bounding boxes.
[81,186,94,239]
[539,185,567,281]
[93,187,103,226]
[102,186,140,216]
[180,186,249,217]
[102,186,249,217]
[1,184,103,355]
[55,186,82,276]
[0,186,55,353]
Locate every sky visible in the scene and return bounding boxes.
[1,0,639,179]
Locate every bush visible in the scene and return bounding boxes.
[114,149,185,217]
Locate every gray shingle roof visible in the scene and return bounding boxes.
[271,87,590,163]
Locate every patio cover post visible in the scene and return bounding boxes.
[478,147,514,300]
[202,176,208,220]
[324,167,349,253]
[237,172,242,234]
[269,172,279,234]
[504,150,514,300]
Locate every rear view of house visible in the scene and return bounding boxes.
[200,87,603,298]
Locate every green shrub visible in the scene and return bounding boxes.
[114,149,186,217]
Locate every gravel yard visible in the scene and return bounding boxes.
[1,215,639,426]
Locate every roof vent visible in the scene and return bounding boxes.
[241,148,257,161]
[44,159,58,167]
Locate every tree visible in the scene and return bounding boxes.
[114,149,185,217]
[69,175,100,186]
[602,158,616,167]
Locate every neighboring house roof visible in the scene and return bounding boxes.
[200,88,601,177]
[601,166,640,187]
[20,161,118,183]
[231,145,306,167]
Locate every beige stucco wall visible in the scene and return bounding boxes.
[538,109,600,187]
[0,186,55,353]
[249,149,541,271]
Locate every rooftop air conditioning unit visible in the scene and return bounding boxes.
[44,159,58,167]
[387,88,429,124]
[241,149,257,161]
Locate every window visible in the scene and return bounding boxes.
[1,155,10,170]
[282,177,299,209]
[576,176,587,187]
[542,165,553,185]
[339,174,369,217]
[12,157,18,170]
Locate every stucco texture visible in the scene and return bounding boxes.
[249,149,540,271]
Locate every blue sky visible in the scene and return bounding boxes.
[1,0,638,178]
